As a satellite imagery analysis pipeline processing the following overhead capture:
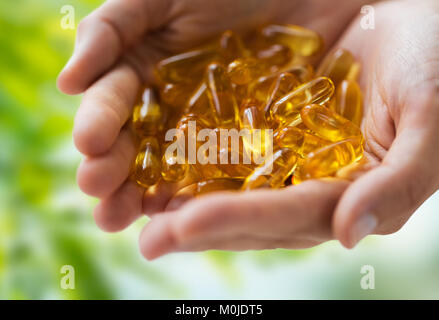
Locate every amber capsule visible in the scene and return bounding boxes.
[274,126,329,158]
[299,138,363,180]
[316,49,355,86]
[227,58,264,85]
[260,24,323,57]
[333,79,363,126]
[206,62,239,128]
[155,49,218,84]
[301,104,362,142]
[287,64,314,83]
[242,148,298,190]
[132,136,161,187]
[184,82,215,122]
[160,82,197,109]
[196,178,244,195]
[218,30,248,63]
[240,102,268,130]
[161,142,188,182]
[256,44,293,72]
[271,77,335,126]
[132,87,164,136]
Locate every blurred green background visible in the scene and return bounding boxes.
[1,0,439,300]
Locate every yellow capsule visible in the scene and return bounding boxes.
[206,62,239,128]
[271,77,335,126]
[332,79,363,126]
[287,64,315,83]
[160,82,197,109]
[264,72,300,116]
[184,83,216,125]
[316,48,355,86]
[155,49,218,84]
[274,126,329,158]
[242,148,298,190]
[260,24,323,57]
[300,138,363,180]
[300,104,362,142]
[227,58,264,85]
[218,30,248,63]
[132,87,164,136]
[233,83,250,107]
[161,142,188,182]
[256,44,293,72]
[196,178,244,195]
[240,102,268,130]
[132,136,162,187]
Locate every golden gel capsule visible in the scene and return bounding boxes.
[133,136,162,187]
[242,148,298,190]
[271,77,335,126]
[333,79,363,126]
[196,178,244,195]
[240,102,268,130]
[184,82,214,122]
[261,24,323,57]
[300,138,362,180]
[155,49,218,84]
[274,126,329,158]
[227,58,264,85]
[287,64,315,83]
[256,44,293,72]
[206,62,240,128]
[219,30,248,63]
[301,104,361,142]
[316,48,355,86]
[161,143,188,182]
[132,87,164,136]
[264,73,300,115]
[160,82,197,108]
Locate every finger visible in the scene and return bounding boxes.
[57,0,171,94]
[77,128,136,198]
[94,180,144,232]
[334,84,439,248]
[139,179,349,260]
[73,63,139,156]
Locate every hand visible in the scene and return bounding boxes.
[138,0,439,259]
[58,0,369,231]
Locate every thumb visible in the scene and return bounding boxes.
[333,83,439,248]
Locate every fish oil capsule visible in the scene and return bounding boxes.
[161,142,188,182]
[256,44,293,72]
[156,49,218,84]
[300,104,362,142]
[287,64,315,83]
[132,87,164,136]
[264,73,300,115]
[332,79,363,126]
[133,136,162,187]
[274,126,329,158]
[300,138,362,180]
[196,178,245,195]
[227,58,265,85]
[316,49,355,87]
[206,62,240,128]
[271,77,335,126]
[184,83,215,124]
[160,82,197,108]
[233,83,250,107]
[218,30,248,63]
[242,148,298,190]
[260,24,323,57]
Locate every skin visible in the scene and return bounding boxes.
[58,0,439,260]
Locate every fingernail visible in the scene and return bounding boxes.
[350,213,377,248]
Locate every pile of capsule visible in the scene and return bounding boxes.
[131,25,364,196]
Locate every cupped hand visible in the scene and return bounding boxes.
[59,0,439,260]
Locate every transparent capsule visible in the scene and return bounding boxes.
[218,30,248,63]
[206,62,239,128]
[155,49,218,84]
[161,142,188,182]
[240,101,268,130]
[196,178,245,195]
[300,104,362,142]
[316,49,355,86]
[184,82,215,123]
[160,82,197,109]
[260,24,323,57]
[132,87,164,136]
[256,44,293,72]
[299,138,363,180]
[227,58,264,85]
[287,64,314,83]
[271,77,335,126]
[132,136,162,187]
[242,148,298,190]
[274,126,329,158]
[332,79,363,126]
